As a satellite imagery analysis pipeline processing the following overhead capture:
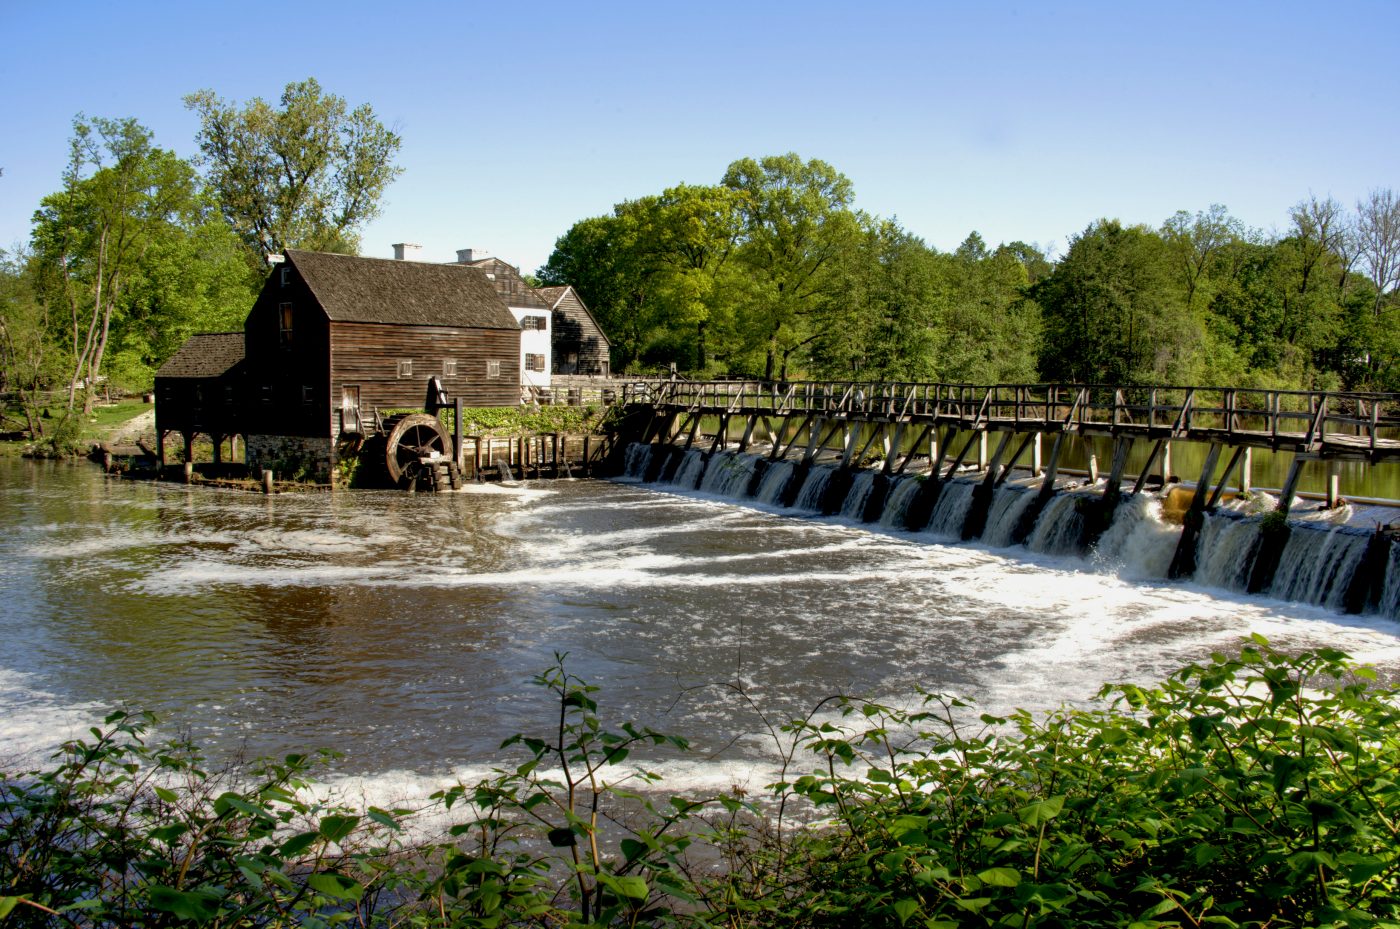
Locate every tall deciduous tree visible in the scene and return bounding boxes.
[31,117,201,414]
[0,248,58,437]
[722,154,861,380]
[1034,220,1194,385]
[1354,187,1400,318]
[185,78,402,263]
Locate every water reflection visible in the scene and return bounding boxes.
[2,458,1398,782]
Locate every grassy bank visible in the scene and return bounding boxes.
[3,641,1399,927]
[1,399,153,459]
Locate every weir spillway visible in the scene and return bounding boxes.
[612,379,1400,620]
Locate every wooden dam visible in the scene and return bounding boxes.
[610,379,1400,617]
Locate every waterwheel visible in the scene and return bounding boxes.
[382,413,451,485]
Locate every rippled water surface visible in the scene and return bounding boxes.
[4,458,1399,789]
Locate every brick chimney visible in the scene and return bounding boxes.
[456,248,490,264]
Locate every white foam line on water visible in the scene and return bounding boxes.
[0,668,116,765]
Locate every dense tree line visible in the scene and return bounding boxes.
[539,155,1400,393]
[3,108,1396,446]
[0,79,400,444]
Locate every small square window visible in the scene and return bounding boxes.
[486,360,501,379]
[301,385,314,405]
[397,359,413,378]
[525,353,546,372]
[442,359,457,377]
[280,266,290,287]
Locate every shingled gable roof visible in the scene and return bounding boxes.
[156,332,246,378]
[534,285,612,348]
[286,249,519,329]
[461,256,551,310]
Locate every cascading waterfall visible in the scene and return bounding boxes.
[698,451,756,498]
[618,442,1398,619]
[623,442,653,479]
[1026,490,1089,556]
[792,465,834,512]
[924,481,977,539]
[980,484,1037,548]
[1192,513,1261,592]
[839,471,877,520]
[755,460,796,505]
[1269,525,1371,611]
[878,477,922,529]
[669,449,708,490]
[1384,544,1400,619]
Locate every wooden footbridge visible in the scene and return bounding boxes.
[619,378,1400,516]
[615,378,1400,591]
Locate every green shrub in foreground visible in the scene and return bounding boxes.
[2,639,1399,927]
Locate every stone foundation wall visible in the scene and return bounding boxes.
[244,434,334,483]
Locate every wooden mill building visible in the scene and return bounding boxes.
[239,249,522,480]
[153,331,247,465]
[537,285,611,377]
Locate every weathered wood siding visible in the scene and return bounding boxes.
[551,290,610,376]
[154,375,243,438]
[328,322,520,437]
[243,267,332,438]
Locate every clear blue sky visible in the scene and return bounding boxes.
[3,0,1397,274]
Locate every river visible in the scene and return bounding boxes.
[3,456,1399,802]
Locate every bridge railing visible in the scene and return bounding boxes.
[622,379,1400,452]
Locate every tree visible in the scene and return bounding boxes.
[1354,187,1400,318]
[935,234,1041,383]
[722,154,862,380]
[185,78,402,263]
[1161,204,1242,310]
[1034,220,1194,385]
[0,247,59,438]
[31,117,201,415]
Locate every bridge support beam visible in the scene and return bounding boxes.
[1247,455,1305,594]
[1168,442,1222,580]
[1011,432,1067,546]
[963,431,1013,541]
[1083,437,1133,552]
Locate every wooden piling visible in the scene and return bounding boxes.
[183,462,193,483]
[262,469,274,494]
[963,431,1013,541]
[1168,443,1222,580]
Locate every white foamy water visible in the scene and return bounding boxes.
[2,457,1398,815]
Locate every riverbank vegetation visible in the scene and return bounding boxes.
[4,641,1399,927]
[4,79,1397,453]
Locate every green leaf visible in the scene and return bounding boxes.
[148,885,222,921]
[280,831,320,858]
[976,867,1021,887]
[153,785,180,803]
[0,897,21,919]
[317,814,360,843]
[1017,795,1065,826]
[306,872,364,901]
[892,898,920,924]
[613,875,649,900]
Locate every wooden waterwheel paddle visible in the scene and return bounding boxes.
[382,413,451,485]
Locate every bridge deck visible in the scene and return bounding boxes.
[622,380,1400,462]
